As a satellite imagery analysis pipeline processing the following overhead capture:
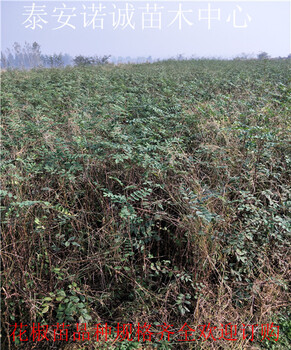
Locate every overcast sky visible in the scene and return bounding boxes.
[1,0,290,59]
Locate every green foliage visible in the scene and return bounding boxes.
[262,308,291,349]
[1,59,290,350]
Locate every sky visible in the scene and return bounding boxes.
[1,0,290,59]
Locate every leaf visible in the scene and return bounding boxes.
[42,306,49,314]
[83,313,92,321]
[42,297,53,302]
[56,296,65,302]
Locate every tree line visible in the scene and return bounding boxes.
[0,42,111,70]
[1,42,290,70]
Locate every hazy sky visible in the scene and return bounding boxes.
[1,0,290,58]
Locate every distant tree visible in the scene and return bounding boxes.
[73,55,111,66]
[7,51,14,68]
[30,41,42,67]
[1,42,73,69]
[257,52,270,60]
[177,54,185,61]
[73,55,92,66]
[51,53,64,67]
[32,42,41,57]
[136,57,146,64]
[92,55,111,65]
[1,52,7,69]
[234,52,252,60]
[62,53,73,66]
[1,43,21,69]
[2,41,43,69]
[13,42,22,68]
[41,53,72,68]
[41,54,61,68]
[146,56,152,63]
[99,55,111,64]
